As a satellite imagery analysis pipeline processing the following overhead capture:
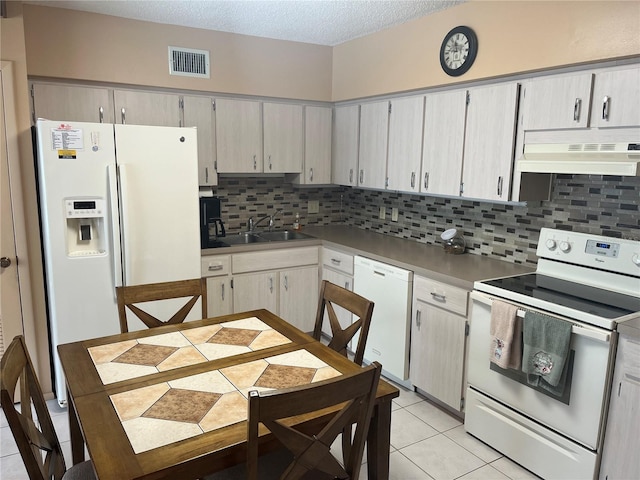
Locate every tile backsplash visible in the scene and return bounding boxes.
[212,175,639,266]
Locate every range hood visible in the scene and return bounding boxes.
[518,142,640,176]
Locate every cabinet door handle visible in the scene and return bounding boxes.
[221,283,225,301]
[99,106,104,123]
[309,168,313,182]
[430,292,446,302]
[208,264,223,271]
[410,172,416,189]
[497,176,503,197]
[416,309,421,328]
[268,154,272,170]
[573,98,582,122]
[349,168,353,184]
[284,275,288,291]
[205,167,209,183]
[345,281,350,289]
[424,172,429,190]
[359,169,364,184]
[121,107,126,124]
[602,95,610,121]
[330,258,341,265]
[253,155,257,170]
[269,276,273,293]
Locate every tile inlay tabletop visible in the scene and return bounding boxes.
[88,316,292,384]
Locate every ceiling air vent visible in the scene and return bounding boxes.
[168,46,210,78]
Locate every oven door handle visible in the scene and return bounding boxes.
[471,291,611,343]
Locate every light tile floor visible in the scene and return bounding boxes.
[1,383,541,480]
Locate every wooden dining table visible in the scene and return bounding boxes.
[58,309,399,479]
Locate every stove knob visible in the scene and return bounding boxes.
[559,241,571,253]
[633,254,640,266]
[545,239,557,251]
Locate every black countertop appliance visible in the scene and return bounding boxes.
[199,197,227,248]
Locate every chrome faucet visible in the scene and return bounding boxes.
[248,209,283,232]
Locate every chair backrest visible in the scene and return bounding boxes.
[1,336,67,480]
[312,280,375,366]
[116,278,207,333]
[246,361,381,480]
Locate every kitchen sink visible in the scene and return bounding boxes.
[222,232,265,245]
[258,230,311,242]
[221,230,311,245]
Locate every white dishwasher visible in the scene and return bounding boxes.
[353,256,413,382]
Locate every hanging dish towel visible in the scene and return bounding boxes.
[522,311,572,395]
[489,300,522,369]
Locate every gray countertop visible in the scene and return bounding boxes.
[203,225,535,290]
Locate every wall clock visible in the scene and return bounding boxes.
[440,26,478,77]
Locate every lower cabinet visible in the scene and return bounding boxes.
[320,247,355,339]
[229,246,319,331]
[410,275,469,412]
[201,255,232,317]
[599,333,640,480]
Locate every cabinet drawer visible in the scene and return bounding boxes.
[413,275,468,316]
[322,247,354,275]
[233,246,319,274]
[201,255,231,277]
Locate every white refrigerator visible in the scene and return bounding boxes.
[36,119,201,404]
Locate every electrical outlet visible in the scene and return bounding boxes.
[308,200,319,214]
[391,207,399,222]
[379,206,386,219]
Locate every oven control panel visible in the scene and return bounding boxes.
[537,228,640,276]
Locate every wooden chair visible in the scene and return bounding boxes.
[0,336,96,480]
[116,277,207,333]
[312,280,375,366]
[247,362,382,480]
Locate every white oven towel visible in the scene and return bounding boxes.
[489,300,522,369]
[522,311,572,393]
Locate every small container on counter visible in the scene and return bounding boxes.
[441,228,465,254]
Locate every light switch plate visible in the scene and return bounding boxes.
[391,207,399,222]
[308,200,319,214]
[379,206,386,219]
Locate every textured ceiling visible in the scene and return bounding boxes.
[25,0,465,46]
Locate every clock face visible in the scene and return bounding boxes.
[440,26,478,77]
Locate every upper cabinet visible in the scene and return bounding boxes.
[215,99,303,174]
[215,98,262,173]
[521,73,594,130]
[113,90,181,126]
[293,105,332,185]
[591,66,640,128]
[462,83,520,201]
[263,102,303,173]
[182,95,217,186]
[521,65,640,131]
[31,83,114,124]
[358,101,389,190]
[387,96,425,193]
[332,105,359,187]
[421,90,467,197]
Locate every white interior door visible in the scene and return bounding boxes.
[0,65,23,358]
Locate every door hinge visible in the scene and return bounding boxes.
[460,182,464,195]
[385,177,389,188]
[212,100,216,111]
[465,322,469,336]
[460,397,465,410]
[388,102,392,114]
[466,91,470,106]
[179,98,184,109]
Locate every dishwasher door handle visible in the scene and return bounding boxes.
[373,270,386,277]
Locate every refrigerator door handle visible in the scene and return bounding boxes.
[118,164,132,285]
[107,165,123,291]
